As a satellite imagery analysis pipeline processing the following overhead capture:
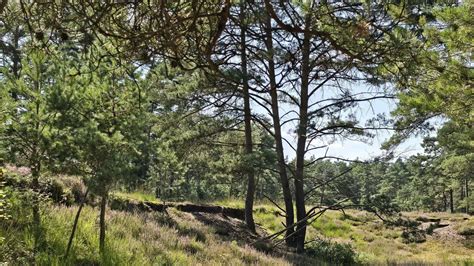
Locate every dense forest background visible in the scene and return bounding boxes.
[0,0,472,264]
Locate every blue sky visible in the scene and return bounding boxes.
[253,80,435,161]
[279,98,426,161]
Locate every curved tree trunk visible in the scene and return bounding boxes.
[65,188,89,258]
[263,6,296,247]
[99,193,108,254]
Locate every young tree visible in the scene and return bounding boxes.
[1,48,64,251]
[50,46,144,254]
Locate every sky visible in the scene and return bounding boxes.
[253,81,436,162]
[279,98,427,161]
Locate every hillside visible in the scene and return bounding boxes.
[1,171,473,265]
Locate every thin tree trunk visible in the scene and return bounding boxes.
[449,188,454,213]
[443,191,447,212]
[240,0,256,233]
[263,4,296,247]
[65,188,89,258]
[294,14,312,253]
[32,69,42,253]
[465,178,469,214]
[99,193,108,254]
[31,164,41,253]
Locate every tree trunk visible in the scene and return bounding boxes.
[465,178,469,214]
[263,3,295,247]
[65,188,89,258]
[99,193,108,254]
[443,191,447,212]
[31,164,42,253]
[294,15,312,253]
[449,188,454,213]
[32,72,42,253]
[240,0,256,233]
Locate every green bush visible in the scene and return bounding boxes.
[0,167,10,221]
[44,178,65,204]
[306,239,357,265]
[59,176,86,204]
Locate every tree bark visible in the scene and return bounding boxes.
[294,14,312,253]
[32,68,42,253]
[449,188,454,213]
[443,191,447,212]
[65,188,89,258]
[262,3,296,247]
[465,178,469,214]
[31,163,42,253]
[99,193,108,254]
[240,0,256,233]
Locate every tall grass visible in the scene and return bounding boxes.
[1,197,290,265]
[2,194,473,265]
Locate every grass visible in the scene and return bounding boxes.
[2,186,473,265]
[1,198,291,265]
[111,191,160,203]
[251,203,474,265]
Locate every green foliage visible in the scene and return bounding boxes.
[306,239,357,265]
[0,166,10,235]
[386,1,474,147]
[0,0,472,263]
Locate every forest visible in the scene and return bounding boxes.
[0,0,472,265]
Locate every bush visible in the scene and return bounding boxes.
[306,239,357,265]
[401,229,426,243]
[45,178,65,204]
[59,176,86,203]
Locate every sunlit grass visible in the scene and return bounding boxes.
[111,191,159,203]
[2,194,473,265]
[1,200,290,265]
[215,199,474,265]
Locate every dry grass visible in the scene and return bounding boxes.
[1,201,293,265]
[254,205,474,265]
[2,185,473,265]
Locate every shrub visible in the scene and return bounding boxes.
[0,167,10,221]
[45,178,65,204]
[306,239,357,265]
[252,240,274,253]
[69,180,86,203]
[401,229,426,243]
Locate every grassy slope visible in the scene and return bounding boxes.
[1,203,293,265]
[107,192,474,265]
[252,204,474,265]
[1,185,473,265]
[212,197,473,264]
